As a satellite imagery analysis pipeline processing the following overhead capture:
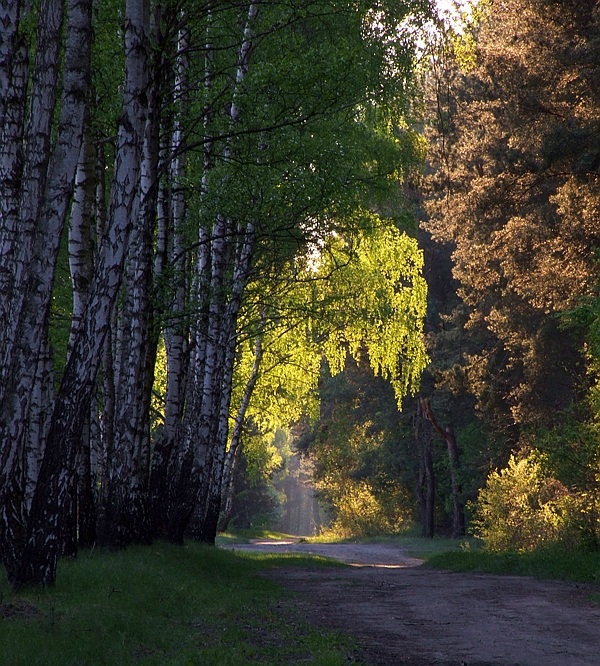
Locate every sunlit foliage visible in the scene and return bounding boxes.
[314,418,411,537]
[471,452,599,553]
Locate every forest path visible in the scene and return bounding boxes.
[224,539,600,665]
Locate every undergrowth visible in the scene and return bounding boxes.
[0,541,354,665]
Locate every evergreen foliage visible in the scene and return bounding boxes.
[421,0,600,550]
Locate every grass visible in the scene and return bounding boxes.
[366,529,600,587]
[215,528,297,546]
[362,533,475,561]
[4,529,598,664]
[425,547,600,585]
[0,541,355,666]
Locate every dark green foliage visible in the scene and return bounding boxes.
[226,449,284,531]
[417,0,600,551]
[424,0,600,433]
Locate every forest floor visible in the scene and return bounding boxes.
[225,539,600,665]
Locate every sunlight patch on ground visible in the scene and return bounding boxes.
[250,539,300,546]
[348,561,424,569]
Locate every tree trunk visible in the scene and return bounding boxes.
[148,21,191,539]
[217,328,265,533]
[0,0,59,383]
[416,399,435,539]
[67,123,98,551]
[69,125,97,349]
[0,1,29,340]
[444,424,466,538]
[194,223,256,544]
[0,3,60,578]
[179,5,258,544]
[421,398,465,538]
[75,416,97,550]
[0,0,23,128]
[97,28,164,549]
[0,0,92,584]
[13,0,149,588]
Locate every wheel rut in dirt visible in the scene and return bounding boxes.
[225,540,600,665]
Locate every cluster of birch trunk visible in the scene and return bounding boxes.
[0,0,428,588]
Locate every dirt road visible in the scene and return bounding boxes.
[225,539,600,665]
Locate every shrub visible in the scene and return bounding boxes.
[470,452,591,552]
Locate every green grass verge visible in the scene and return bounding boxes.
[426,548,600,585]
[364,533,475,561]
[0,542,355,666]
[215,528,297,546]
[305,529,475,561]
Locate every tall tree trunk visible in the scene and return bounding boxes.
[158,9,218,543]
[13,0,149,588]
[192,223,255,544]
[24,334,53,513]
[168,4,258,544]
[69,126,97,349]
[217,328,265,533]
[98,25,164,549]
[68,123,98,549]
[165,215,226,543]
[149,20,190,539]
[0,0,29,335]
[0,0,23,128]
[443,424,465,537]
[0,0,56,382]
[421,398,465,538]
[0,0,93,583]
[0,2,57,579]
[416,399,435,539]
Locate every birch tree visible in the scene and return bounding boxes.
[0,0,93,583]
[14,0,150,588]
[1,0,431,584]
[156,0,429,544]
[96,2,173,550]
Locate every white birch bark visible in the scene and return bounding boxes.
[0,0,23,126]
[149,21,192,537]
[219,324,265,531]
[68,124,99,548]
[0,1,30,333]
[99,31,164,547]
[162,18,191,438]
[95,139,113,499]
[0,0,62,382]
[166,4,258,542]
[24,336,54,512]
[0,0,93,583]
[15,0,150,588]
[68,127,96,350]
[0,18,29,572]
[194,222,255,542]
[6,0,91,436]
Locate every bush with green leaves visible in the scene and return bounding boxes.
[470,452,596,552]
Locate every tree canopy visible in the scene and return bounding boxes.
[0,0,431,587]
[2,0,600,589]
